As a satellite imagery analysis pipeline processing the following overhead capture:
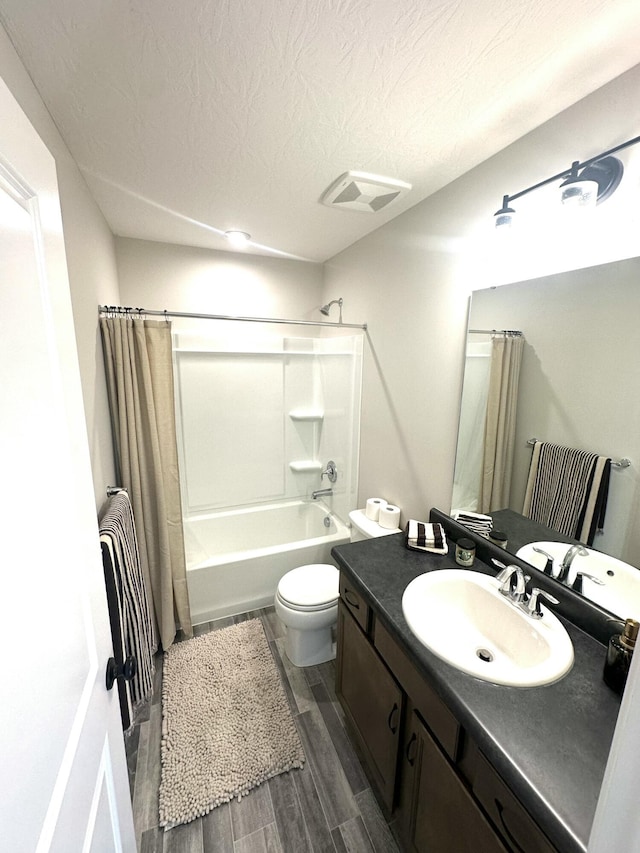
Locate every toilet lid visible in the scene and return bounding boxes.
[278,564,339,609]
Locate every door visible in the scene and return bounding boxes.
[0,78,136,851]
[335,601,403,811]
[409,712,507,853]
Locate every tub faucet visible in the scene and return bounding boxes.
[558,544,588,583]
[312,488,333,500]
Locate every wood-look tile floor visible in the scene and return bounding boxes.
[126,607,401,853]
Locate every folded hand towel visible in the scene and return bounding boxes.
[452,510,493,538]
[405,520,448,554]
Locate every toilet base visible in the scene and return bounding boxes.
[281,623,336,667]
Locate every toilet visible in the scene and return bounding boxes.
[274,508,402,666]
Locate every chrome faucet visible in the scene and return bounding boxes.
[557,544,588,583]
[312,488,333,500]
[496,565,528,604]
[494,562,561,619]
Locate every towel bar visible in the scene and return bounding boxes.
[106,485,127,496]
[527,438,630,469]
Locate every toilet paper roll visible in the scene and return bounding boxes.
[379,504,401,530]
[365,498,387,521]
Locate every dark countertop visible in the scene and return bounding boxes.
[490,508,583,555]
[331,533,622,853]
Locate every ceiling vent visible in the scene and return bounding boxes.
[321,171,412,213]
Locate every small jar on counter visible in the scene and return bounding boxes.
[455,538,476,567]
[489,529,508,549]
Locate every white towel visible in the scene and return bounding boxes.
[406,520,448,554]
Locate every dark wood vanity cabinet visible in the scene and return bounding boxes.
[335,576,559,853]
[399,708,507,853]
[335,600,403,811]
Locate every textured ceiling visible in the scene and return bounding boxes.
[1,0,640,262]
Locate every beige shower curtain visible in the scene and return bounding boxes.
[100,316,192,649]
[479,332,524,514]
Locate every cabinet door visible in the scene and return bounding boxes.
[336,601,403,811]
[473,751,558,853]
[408,712,508,853]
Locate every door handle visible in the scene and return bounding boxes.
[495,799,527,853]
[406,732,417,766]
[343,589,360,609]
[105,655,137,691]
[387,702,399,734]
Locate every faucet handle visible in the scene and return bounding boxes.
[495,563,513,586]
[525,587,560,619]
[321,460,338,483]
[572,572,605,594]
[532,547,555,576]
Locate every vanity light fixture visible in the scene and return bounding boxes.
[494,135,639,229]
[224,230,251,247]
[494,196,516,229]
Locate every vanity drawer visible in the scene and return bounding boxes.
[473,751,557,853]
[373,617,460,760]
[339,574,370,633]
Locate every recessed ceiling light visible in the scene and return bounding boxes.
[224,230,251,246]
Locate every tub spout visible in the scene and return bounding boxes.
[312,488,333,500]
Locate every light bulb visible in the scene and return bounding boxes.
[224,230,251,247]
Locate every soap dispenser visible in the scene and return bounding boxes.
[603,618,639,694]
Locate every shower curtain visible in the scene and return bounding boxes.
[100,316,192,649]
[479,333,524,513]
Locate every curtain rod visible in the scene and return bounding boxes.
[98,305,367,331]
[468,328,523,336]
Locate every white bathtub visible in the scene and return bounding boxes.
[184,500,350,624]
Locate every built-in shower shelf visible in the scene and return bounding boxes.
[289,461,323,473]
[289,410,324,422]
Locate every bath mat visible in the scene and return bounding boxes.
[159,618,305,829]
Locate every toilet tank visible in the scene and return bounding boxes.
[349,509,402,541]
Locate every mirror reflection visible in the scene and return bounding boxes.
[452,256,640,620]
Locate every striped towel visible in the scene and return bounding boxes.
[100,490,157,732]
[406,520,448,554]
[452,510,493,538]
[522,442,611,545]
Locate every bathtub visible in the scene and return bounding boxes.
[184,499,350,624]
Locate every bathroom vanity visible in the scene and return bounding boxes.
[331,528,621,853]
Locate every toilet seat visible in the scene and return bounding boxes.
[277,564,339,611]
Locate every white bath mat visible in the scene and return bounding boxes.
[159,618,305,829]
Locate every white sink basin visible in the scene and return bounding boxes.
[516,541,640,621]
[402,570,574,687]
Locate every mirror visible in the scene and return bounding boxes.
[452,255,640,619]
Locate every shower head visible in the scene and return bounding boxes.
[320,298,343,322]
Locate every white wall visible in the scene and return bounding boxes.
[0,25,119,507]
[323,63,640,528]
[115,236,323,319]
